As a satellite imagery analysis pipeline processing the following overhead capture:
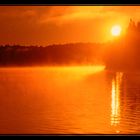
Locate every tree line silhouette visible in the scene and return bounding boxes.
[0,43,103,66]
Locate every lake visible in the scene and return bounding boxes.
[0,66,140,134]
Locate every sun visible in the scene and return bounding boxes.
[111,25,122,37]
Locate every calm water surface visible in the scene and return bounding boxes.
[0,66,140,134]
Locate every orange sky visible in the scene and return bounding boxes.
[0,6,140,46]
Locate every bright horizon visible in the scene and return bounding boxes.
[0,6,140,46]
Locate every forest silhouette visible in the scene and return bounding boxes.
[0,43,103,66]
[0,19,140,69]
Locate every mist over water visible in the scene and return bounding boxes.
[0,66,139,134]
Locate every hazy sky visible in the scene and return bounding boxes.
[0,6,140,46]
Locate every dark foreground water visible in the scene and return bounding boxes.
[0,66,140,134]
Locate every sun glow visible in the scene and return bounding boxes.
[111,25,122,37]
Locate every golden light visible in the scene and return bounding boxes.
[111,72,123,131]
[111,25,122,37]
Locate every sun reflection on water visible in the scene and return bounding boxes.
[111,72,123,131]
